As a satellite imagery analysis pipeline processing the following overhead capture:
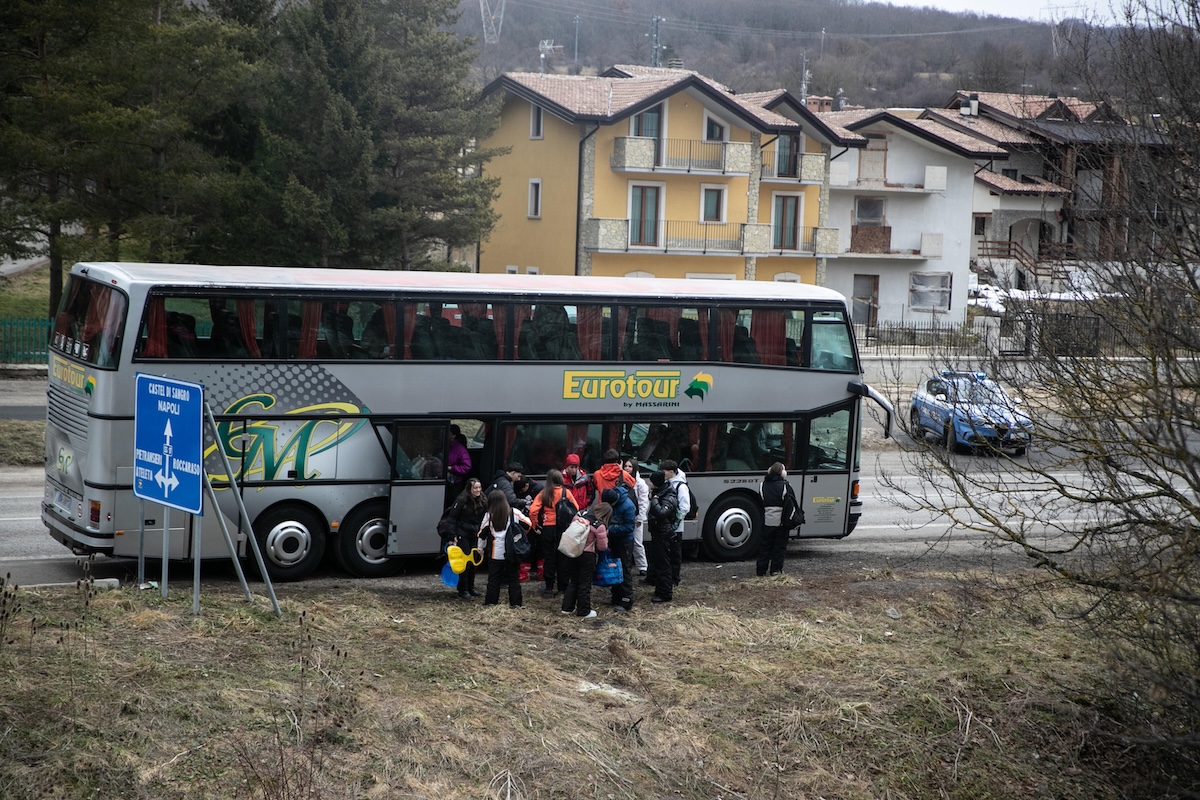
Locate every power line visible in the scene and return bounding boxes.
[504,0,1041,42]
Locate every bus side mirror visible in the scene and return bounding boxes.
[847,382,894,440]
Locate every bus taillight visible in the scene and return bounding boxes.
[850,480,860,501]
[89,500,101,525]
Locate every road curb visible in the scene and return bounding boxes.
[19,577,122,591]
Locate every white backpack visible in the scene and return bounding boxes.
[557,512,592,558]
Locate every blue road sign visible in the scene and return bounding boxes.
[134,374,205,515]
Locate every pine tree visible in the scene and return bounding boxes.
[366,0,502,270]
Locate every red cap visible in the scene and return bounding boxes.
[565,453,580,466]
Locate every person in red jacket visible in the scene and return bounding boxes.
[591,448,636,500]
[563,453,595,510]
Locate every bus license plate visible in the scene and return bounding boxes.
[53,491,73,515]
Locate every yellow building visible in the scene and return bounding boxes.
[479,65,864,284]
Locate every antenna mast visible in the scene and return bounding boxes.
[480,0,506,45]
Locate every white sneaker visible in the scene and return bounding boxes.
[581,610,597,620]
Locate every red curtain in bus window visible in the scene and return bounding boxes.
[504,425,518,463]
[702,423,718,470]
[299,302,321,358]
[687,423,701,470]
[382,303,397,358]
[751,309,786,366]
[236,300,262,358]
[142,296,168,358]
[510,304,531,360]
[80,285,111,346]
[696,308,709,358]
[576,305,602,360]
[717,308,737,362]
[614,307,630,359]
[401,302,415,359]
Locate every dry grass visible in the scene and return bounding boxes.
[0,566,1171,800]
[0,420,44,465]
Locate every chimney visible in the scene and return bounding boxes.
[969,92,979,116]
[959,98,971,116]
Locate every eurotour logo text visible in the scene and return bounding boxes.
[563,369,714,408]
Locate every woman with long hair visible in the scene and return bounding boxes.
[441,477,486,599]
[527,468,579,598]
[480,489,529,607]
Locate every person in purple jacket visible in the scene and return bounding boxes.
[447,424,472,493]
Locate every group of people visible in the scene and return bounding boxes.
[437,448,691,619]
[438,442,805,618]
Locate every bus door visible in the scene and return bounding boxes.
[385,422,451,556]
[797,406,854,537]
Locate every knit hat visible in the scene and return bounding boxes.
[601,488,619,505]
[650,471,666,489]
[565,453,580,466]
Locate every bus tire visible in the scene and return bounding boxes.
[335,501,401,578]
[251,504,327,582]
[701,493,761,562]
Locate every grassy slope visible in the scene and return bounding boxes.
[1,263,50,463]
[0,261,51,319]
[0,570,1165,800]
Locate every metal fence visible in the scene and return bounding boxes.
[0,317,51,365]
[855,315,1132,359]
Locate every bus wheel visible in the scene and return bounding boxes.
[252,505,326,582]
[701,494,761,562]
[335,501,401,578]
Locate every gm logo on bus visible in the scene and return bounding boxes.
[562,370,713,407]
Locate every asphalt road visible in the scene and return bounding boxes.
[0,375,47,420]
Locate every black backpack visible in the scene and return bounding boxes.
[554,493,577,536]
[616,473,639,515]
[684,483,698,521]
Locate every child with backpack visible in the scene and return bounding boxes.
[527,469,579,598]
[600,485,637,612]
[559,502,612,620]
[479,490,531,608]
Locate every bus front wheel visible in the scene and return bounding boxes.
[335,501,402,578]
[251,505,327,582]
[701,494,761,562]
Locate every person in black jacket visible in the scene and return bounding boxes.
[758,462,802,576]
[645,471,679,603]
[441,477,487,599]
[486,462,530,513]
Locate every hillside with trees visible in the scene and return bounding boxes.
[457,0,1092,108]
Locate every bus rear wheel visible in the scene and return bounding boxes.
[251,505,326,582]
[335,501,401,578]
[701,494,761,562]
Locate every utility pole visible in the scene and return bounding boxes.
[799,51,810,100]
[574,15,580,63]
[651,16,664,67]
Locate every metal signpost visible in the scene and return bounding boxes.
[134,374,204,606]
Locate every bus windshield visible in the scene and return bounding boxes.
[52,276,128,368]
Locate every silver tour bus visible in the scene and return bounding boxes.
[43,263,893,581]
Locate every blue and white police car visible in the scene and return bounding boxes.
[909,370,1033,455]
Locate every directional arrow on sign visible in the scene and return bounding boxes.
[155,419,180,495]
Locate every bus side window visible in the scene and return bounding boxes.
[165,312,197,358]
[677,317,704,361]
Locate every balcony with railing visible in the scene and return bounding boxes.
[759,149,824,183]
[838,227,944,259]
[611,137,754,175]
[583,218,774,255]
